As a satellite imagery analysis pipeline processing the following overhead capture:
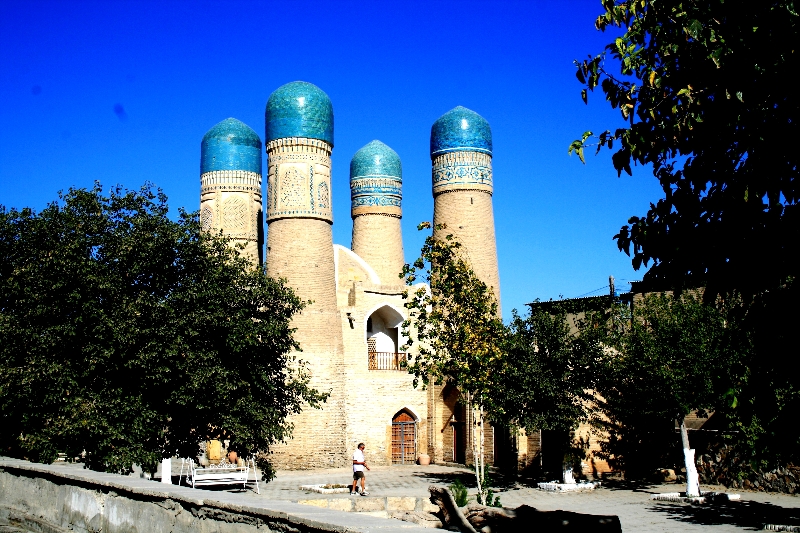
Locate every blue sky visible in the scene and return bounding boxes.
[0,0,663,320]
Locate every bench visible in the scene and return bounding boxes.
[180,458,260,494]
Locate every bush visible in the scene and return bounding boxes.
[449,479,469,507]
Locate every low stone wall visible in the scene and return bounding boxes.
[696,445,799,494]
[298,496,439,514]
[0,457,429,533]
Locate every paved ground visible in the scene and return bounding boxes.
[209,463,800,532]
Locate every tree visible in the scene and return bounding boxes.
[0,184,326,479]
[570,0,799,296]
[500,304,605,479]
[595,293,749,490]
[570,0,800,477]
[401,223,506,505]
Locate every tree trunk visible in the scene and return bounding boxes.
[679,417,700,497]
[428,486,479,533]
[429,486,623,532]
[471,398,485,505]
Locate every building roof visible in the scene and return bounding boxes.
[200,118,262,174]
[265,81,334,145]
[430,106,492,158]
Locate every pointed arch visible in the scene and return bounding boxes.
[391,407,417,464]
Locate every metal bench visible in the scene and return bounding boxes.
[180,458,260,494]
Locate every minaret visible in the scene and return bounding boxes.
[199,118,263,266]
[350,140,404,284]
[430,106,501,310]
[264,81,346,467]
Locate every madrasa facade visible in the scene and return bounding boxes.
[198,80,513,470]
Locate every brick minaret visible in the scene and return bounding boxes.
[350,140,404,284]
[430,106,501,311]
[200,118,263,266]
[264,81,346,467]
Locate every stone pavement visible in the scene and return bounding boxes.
[214,463,800,532]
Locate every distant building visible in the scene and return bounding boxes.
[524,279,715,479]
[199,81,505,469]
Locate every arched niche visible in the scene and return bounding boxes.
[365,305,405,369]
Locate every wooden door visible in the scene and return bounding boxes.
[391,411,416,464]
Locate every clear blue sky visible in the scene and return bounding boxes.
[0,0,663,320]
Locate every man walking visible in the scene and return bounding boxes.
[351,442,370,495]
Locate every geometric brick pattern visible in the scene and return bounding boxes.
[200,206,213,231]
[222,196,248,231]
[199,169,262,267]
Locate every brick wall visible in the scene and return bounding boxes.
[433,190,501,313]
[334,247,429,466]
[266,218,347,468]
[351,214,405,285]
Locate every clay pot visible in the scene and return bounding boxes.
[227,450,238,464]
[418,454,431,466]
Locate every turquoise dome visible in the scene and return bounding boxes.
[200,118,262,174]
[430,106,492,157]
[350,140,402,213]
[350,140,402,180]
[265,81,334,145]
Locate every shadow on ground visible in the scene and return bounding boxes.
[411,469,520,492]
[596,478,665,493]
[647,500,800,530]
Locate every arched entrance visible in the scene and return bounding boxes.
[366,305,405,370]
[391,410,416,464]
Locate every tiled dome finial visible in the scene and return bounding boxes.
[265,81,334,145]
[430,106,492,158]
[200,117,262,174]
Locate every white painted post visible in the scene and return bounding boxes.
[563,464,576,484]
[161,458,172,484]
[684,449,700,497]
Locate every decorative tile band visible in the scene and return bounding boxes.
[350,175,401,217]
[200,170,262,191]
[266,137,332,156]
[351,210,402,218]
[266,138,333,223]
[432,151,493,195]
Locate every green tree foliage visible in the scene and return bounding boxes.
[570,0,799,295]
[725,280,800,466]
[502,305,604,436]
[401,223,506,504]
[0,184,326,478]
[595,293,750,477]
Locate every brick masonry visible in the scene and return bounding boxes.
[334,245,429,466]
[432,188,501,313]
[351,214,405,285]
[266,136,347,469]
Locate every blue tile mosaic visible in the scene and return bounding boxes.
[350,140,402,180]
[350,140,402,210]
[200,118,262,174]
[430,106,492,157]
[265,81,334,145]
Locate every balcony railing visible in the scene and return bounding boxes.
[368,352,406,371]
